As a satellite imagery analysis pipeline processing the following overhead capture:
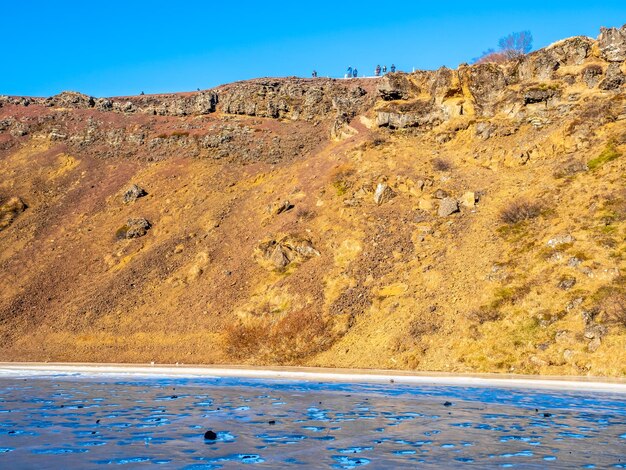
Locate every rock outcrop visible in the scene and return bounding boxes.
[598,24,626,62]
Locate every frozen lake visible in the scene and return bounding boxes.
[0,370,625,468]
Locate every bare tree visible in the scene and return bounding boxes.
[473,31,533,64]
[498,31,533,59]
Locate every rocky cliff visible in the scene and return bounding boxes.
[1,25,625,375]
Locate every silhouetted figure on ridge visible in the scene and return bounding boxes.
[346,66,353,79]
[375,65,381,76]
[382,65,387,74]
[390,64,396,73]
[353,68,358,78]
[312,70,318,78]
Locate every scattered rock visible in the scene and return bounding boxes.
[9,122,29,137]
[581,267,594,278]
[530,356,548,367]
[548,251,565,263]
[269,244,291,269]
[460,192,476,208]
[565,297,583,312]
[204,430,217,440]
[418,198,434,211]
[557,276,577,290]
[433,189,449,199]
[487,264,509,282]
[437,198,459,217]
[555,330,572,344]
[547,234,574,248]
[584,324,607,340]
[268,200,293,215]
[587,337,601,352]
[123,184,147,203]
[117,218,151,239]
[567,257,582,267]
[268,420,276,425]
[443,401,453,407]
[581,308,599,325]
[373,183,395,205]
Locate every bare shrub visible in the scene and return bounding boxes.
[499,200,542,224]
[582,64,603,76]
[467,309,501,324]
[224,309,330,363]
[598,282,626,327]
[224,321,266,360]
[605,294,626,326]
[370,133,387,146]
[409,314,441,340]
[296,208,316,221]
[432,157,452,171]
[553,159,588,179]
[474,50,509,64]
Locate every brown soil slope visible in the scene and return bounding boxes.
[1,26,625,376]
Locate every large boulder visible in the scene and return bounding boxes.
[581,64,604,88]
[256,235,320,271]
[438,198,459,217]
[373,183,395,205]
[0,196,27,231]
[598,63,625,90]
[117,218,151,239]
[123,184,147,203]
[598,24,626,62]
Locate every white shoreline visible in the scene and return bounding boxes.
[1,363,625,393]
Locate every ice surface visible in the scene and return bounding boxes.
[0,374,624,468]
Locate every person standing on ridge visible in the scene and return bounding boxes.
[353,68,358,78]
[346,66,353,79]
[375,65,381,76]
[382,65,387,74]
[390,64,396,73]
[312,70,317,78]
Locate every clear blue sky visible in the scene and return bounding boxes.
[2,1,625,97]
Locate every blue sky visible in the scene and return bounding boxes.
[2,1,625,97]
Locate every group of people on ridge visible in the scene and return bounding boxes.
[375,64,395,76]
[310,63,396,79]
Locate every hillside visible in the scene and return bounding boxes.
[1,25,625,376]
